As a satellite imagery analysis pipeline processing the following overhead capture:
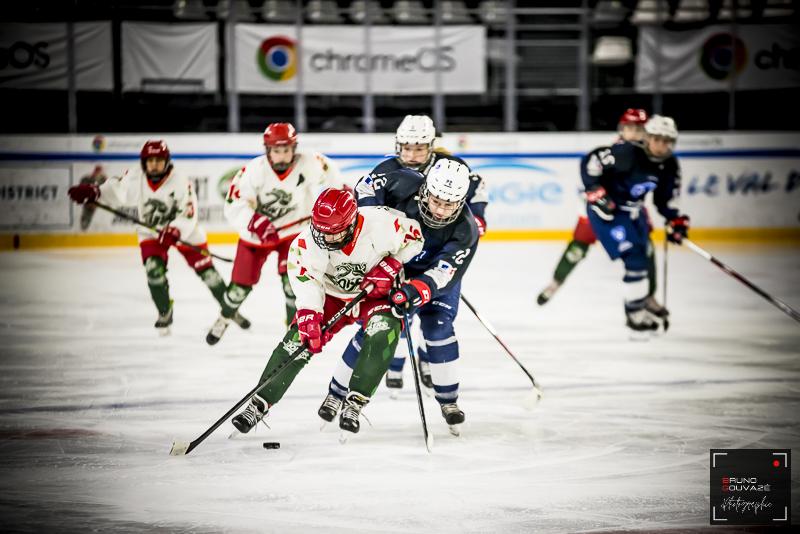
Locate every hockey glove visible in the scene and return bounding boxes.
[474,215,486,237]
[68,183,100,205]
[158,226,181,248]
[586,186,616,222]
[296,309,327,354]
[390,279,432,318]
[667,215,690,245]
[247,213,279,246]
[360,257,403,299]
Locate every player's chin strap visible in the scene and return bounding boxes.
[683,239,800,324]
[169,285,372,456]
[459,293,544,402]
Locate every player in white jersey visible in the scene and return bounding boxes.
[206,122,343,345]
[67,140,244,335]
[230,188,425,436]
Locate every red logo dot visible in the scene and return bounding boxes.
[773,459,780,467]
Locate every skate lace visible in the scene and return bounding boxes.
[322,395,342,413]
[211,317,229,336]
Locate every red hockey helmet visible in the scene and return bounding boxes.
[263,122,298,147]
[140,140,171,180]
[618,108,648,125]
[311,188,359,250]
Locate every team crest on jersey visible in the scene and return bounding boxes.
[365,316,391,336]
[258,188,295,220]
[142,196,178,227]
[325,262,367,292]
[630,181,657,198]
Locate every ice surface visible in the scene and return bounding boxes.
[1,242,798,532]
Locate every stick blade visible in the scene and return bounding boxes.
[169,440,191,456]
[425,432,434,453]
[522,386,543,411]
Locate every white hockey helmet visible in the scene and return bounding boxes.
[418,159,470,228]
[395,115,436,165]
[644,115,678,140]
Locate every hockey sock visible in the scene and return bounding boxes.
[646,238,657,297]
[281,273,297,325]
[257,326,311,406]
[349,313,402,397]
[144,256,171,315]
[197,267,227,306]
[220,283,252,319]
[553,240,590,283]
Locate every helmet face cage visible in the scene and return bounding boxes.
[311,218,357,251]
[417,183,466,229]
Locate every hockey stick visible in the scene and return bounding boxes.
[459,293,544,401]
[402,313,434,453]
[684,238,800,324]
[169,287,370,456]
[91,201,233,262]
[662,231,670,332]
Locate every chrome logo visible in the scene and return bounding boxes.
[258,36,296,81]
[700,33,747,81]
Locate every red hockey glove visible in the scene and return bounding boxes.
[360,257,403,298]
[158,226,181,248]
[247,213,279,246]
[296,309,325,354]
[474,216,486,237]
[68,183,100,205]
[586,186,616,222]
[667,215,690,244]
[390,279,432,317]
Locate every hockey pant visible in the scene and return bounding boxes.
[329,282,462,405]
[257,296,400,406]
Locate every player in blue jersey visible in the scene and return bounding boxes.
[317,159,479,434]
[365,115,488,393]
[582,115,689,333]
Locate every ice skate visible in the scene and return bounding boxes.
[418,359,433,389]
[339,392,369,434]
[206,315,231,345]
[536,280,561,306]
[154,303,173,336]
[318,393,343,424]
[626,308,659,341]
[441,403,465,436]
[231,395,268,434]
[644,296,670,320]
[232,311,251,330]
[385,370,403,399]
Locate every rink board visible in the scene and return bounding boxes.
[0,132,798,248]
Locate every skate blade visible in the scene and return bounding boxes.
[227,429,241,439]
[448,424,461,437]
[338,430,349,444]
[319,419,333,432]
[628,330,653,342]
[389,389,400,400]
[157,327,171,337]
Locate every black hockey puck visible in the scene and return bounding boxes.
[262,442,280,449]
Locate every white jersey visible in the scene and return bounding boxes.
[224,151,343,245]
[287,206,425,313]
[98,165,204,245]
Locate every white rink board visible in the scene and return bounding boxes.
[0,132,798,233]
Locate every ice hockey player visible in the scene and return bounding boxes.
[230,188,424,436]
[374,114,488,393]
[537,108,654,306]
[317,159,479,434]
[67,140,244,335]
[581,115,688,333]
[206,122,343,345]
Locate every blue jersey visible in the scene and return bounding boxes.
[354,167,479,300]
[580,141,681,221]
[371,151,488,222]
